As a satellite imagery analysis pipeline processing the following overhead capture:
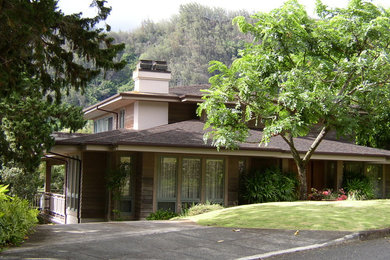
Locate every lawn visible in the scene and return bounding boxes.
[185,200,390,231]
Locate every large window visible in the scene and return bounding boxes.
[181,158,201,207]
[366,164,383,198]
[94,116,113,133]
[157,156,225,212]
[157,157,177,211]
[205,159,224,203]
[119,156,133,215]
[66,155,80,211]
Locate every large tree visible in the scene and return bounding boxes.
[0,0,125,197]
[198,0,390,199]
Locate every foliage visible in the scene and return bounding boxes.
[342,171,375,200]
[181,202,224,216]
[64,4,251,108]
[0,185,10,203]
[0,185,38,248]
[0,163,40,201]
[146,209,178,220]
[345,179,375,200]
[0,0,124,198]
[198,0,390,199]
[241,168,297,203]
[308,188,347,201]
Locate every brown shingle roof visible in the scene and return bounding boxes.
[55,120,390,158]
[169,84,210,96]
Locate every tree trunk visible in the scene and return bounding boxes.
[297,163,308,200]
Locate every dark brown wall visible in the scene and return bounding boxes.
[250,157,280,173]
[228,157,240,206]
[168,103,198,124]
[311,161,326,190]
[81,152,107,219]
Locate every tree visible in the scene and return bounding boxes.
[198,0,390,199]
[0,0,125,197]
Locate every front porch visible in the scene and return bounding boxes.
[34,192,65,224]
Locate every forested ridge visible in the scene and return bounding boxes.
[64,3,251,108]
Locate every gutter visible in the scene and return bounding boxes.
[96,106,119,130]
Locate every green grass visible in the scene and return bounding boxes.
[186,200,390,231]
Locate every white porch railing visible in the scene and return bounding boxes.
[34,192,65,219]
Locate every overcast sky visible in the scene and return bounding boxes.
[58,0,390,32]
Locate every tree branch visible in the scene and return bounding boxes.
[302,126,330,163]
[280,132,302,164]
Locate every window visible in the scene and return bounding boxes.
[157,157,177,211]
[366,164,383,198]
[66,155,80,211]
[157,156,225,213]
[344,162,364,175]
[119,110,125,128]
[93,116,113,133]
[205,159,224,203]
[181,158,201,208]
[119,156,133,215]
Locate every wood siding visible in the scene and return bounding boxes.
[81,152,107,219]
[168,103,198,124]
[227,157,240,206]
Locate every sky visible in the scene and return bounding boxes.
[58,0,390,32]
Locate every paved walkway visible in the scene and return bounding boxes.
[0,221,351,259]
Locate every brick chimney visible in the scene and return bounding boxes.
[133,60,171,94]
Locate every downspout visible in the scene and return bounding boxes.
[43,156,68,224]
[96,106,119,130]
[48,152,82,224]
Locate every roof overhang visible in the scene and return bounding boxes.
[83,92,181,120]
[48,144,390,164]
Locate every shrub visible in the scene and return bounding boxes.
[0,165,40,201]
[0,185,38,248]
[342,171,375,200]
[241,167,298,203]
[146,209,177,220]
[183,202,224,216]
[345,179,375,200]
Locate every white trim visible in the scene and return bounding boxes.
[84,145,113,151]
[49,145,81,153]
[95,96,123,109]
[50,144,390,164]
[115,145,390,163]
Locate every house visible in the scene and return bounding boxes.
[40,60,390,224]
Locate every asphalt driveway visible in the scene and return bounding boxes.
[0,220,351,259]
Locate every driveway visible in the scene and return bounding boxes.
[0,221,351,259]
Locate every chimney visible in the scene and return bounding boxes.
[132,60,170,130]
[132,60,171,94]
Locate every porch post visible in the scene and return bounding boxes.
[383,165,386,199]
[45,161,52,193]
[44,161,52,211]
[336,161,343,190]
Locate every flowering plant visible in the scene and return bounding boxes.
[308,188,347,201]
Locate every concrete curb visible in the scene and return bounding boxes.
[237,228,390,260]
